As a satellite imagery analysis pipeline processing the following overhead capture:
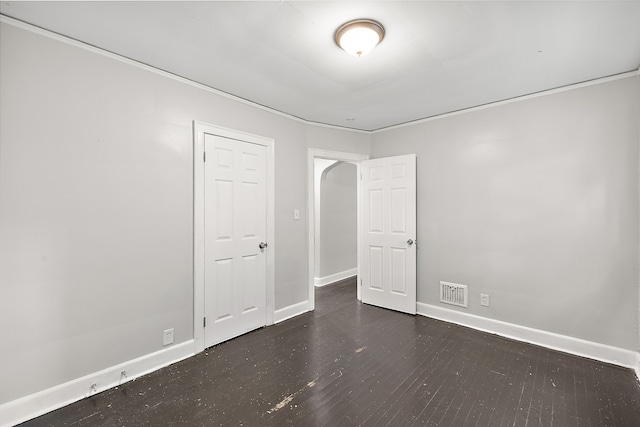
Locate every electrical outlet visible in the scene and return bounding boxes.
[480,294,490,307]
[163,328,174,346]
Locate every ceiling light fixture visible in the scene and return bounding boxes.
[335,19,385,57]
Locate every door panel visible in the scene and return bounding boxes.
[204,134,267,347]
[214,258,234,321]
[361,154,417,314]
[369,246,384,290]
[390,247,407,294]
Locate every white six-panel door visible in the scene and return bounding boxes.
[204,134,267,347]
[361,154,417,314]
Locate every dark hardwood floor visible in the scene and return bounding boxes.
[20,277,640,426]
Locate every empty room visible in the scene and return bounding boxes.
[1,1,639,426]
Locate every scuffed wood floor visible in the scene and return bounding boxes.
[20,277,640,426]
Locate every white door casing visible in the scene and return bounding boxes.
[204,134,267,347]
[360,154,417,314]
[193,122,274,354]
[307,149,369,310]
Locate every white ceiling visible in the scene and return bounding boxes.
[2,1,640,131]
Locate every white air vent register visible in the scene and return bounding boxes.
[440,281,468,308]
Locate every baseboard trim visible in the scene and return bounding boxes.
[636,352,640,381]
[416,302,637,370]
[274,300,310,324]
[314,268,357,287]
[0,340,195,427]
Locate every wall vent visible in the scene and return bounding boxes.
[440,281,468,308]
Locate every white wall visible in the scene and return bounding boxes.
[0,20,370,405]
[371,75,640,351]
[318,161,357,278]
[313,158,337,278]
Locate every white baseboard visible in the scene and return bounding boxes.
[417,302,638,371]
[274,300,310,324]
[314,268,357,287]
[636,352,640,381]
[0,340,195,427]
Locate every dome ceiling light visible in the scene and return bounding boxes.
[335,19,385,57]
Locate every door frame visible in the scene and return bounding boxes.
[193,121,275,354]
[307,148,369,311]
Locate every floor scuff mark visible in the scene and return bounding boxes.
[267,394,294,414]
[266,378,318,414]
[69,411,98,426]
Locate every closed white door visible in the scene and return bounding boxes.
[360,154,417,314]
[204,134,267,347]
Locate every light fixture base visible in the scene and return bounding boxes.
[335,19,385,57]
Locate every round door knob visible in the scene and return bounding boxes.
[407,239,414,246]
[259,242,268,249]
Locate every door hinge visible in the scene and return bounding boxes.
[203,317,207,328]
[203,151,207,162]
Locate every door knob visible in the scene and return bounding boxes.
[259,242,268,249]
[407,239,414,246]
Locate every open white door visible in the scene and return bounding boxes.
[360,154,417,314]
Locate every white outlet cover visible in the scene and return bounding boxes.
[163,328,174,346]
[480,294,490,307]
